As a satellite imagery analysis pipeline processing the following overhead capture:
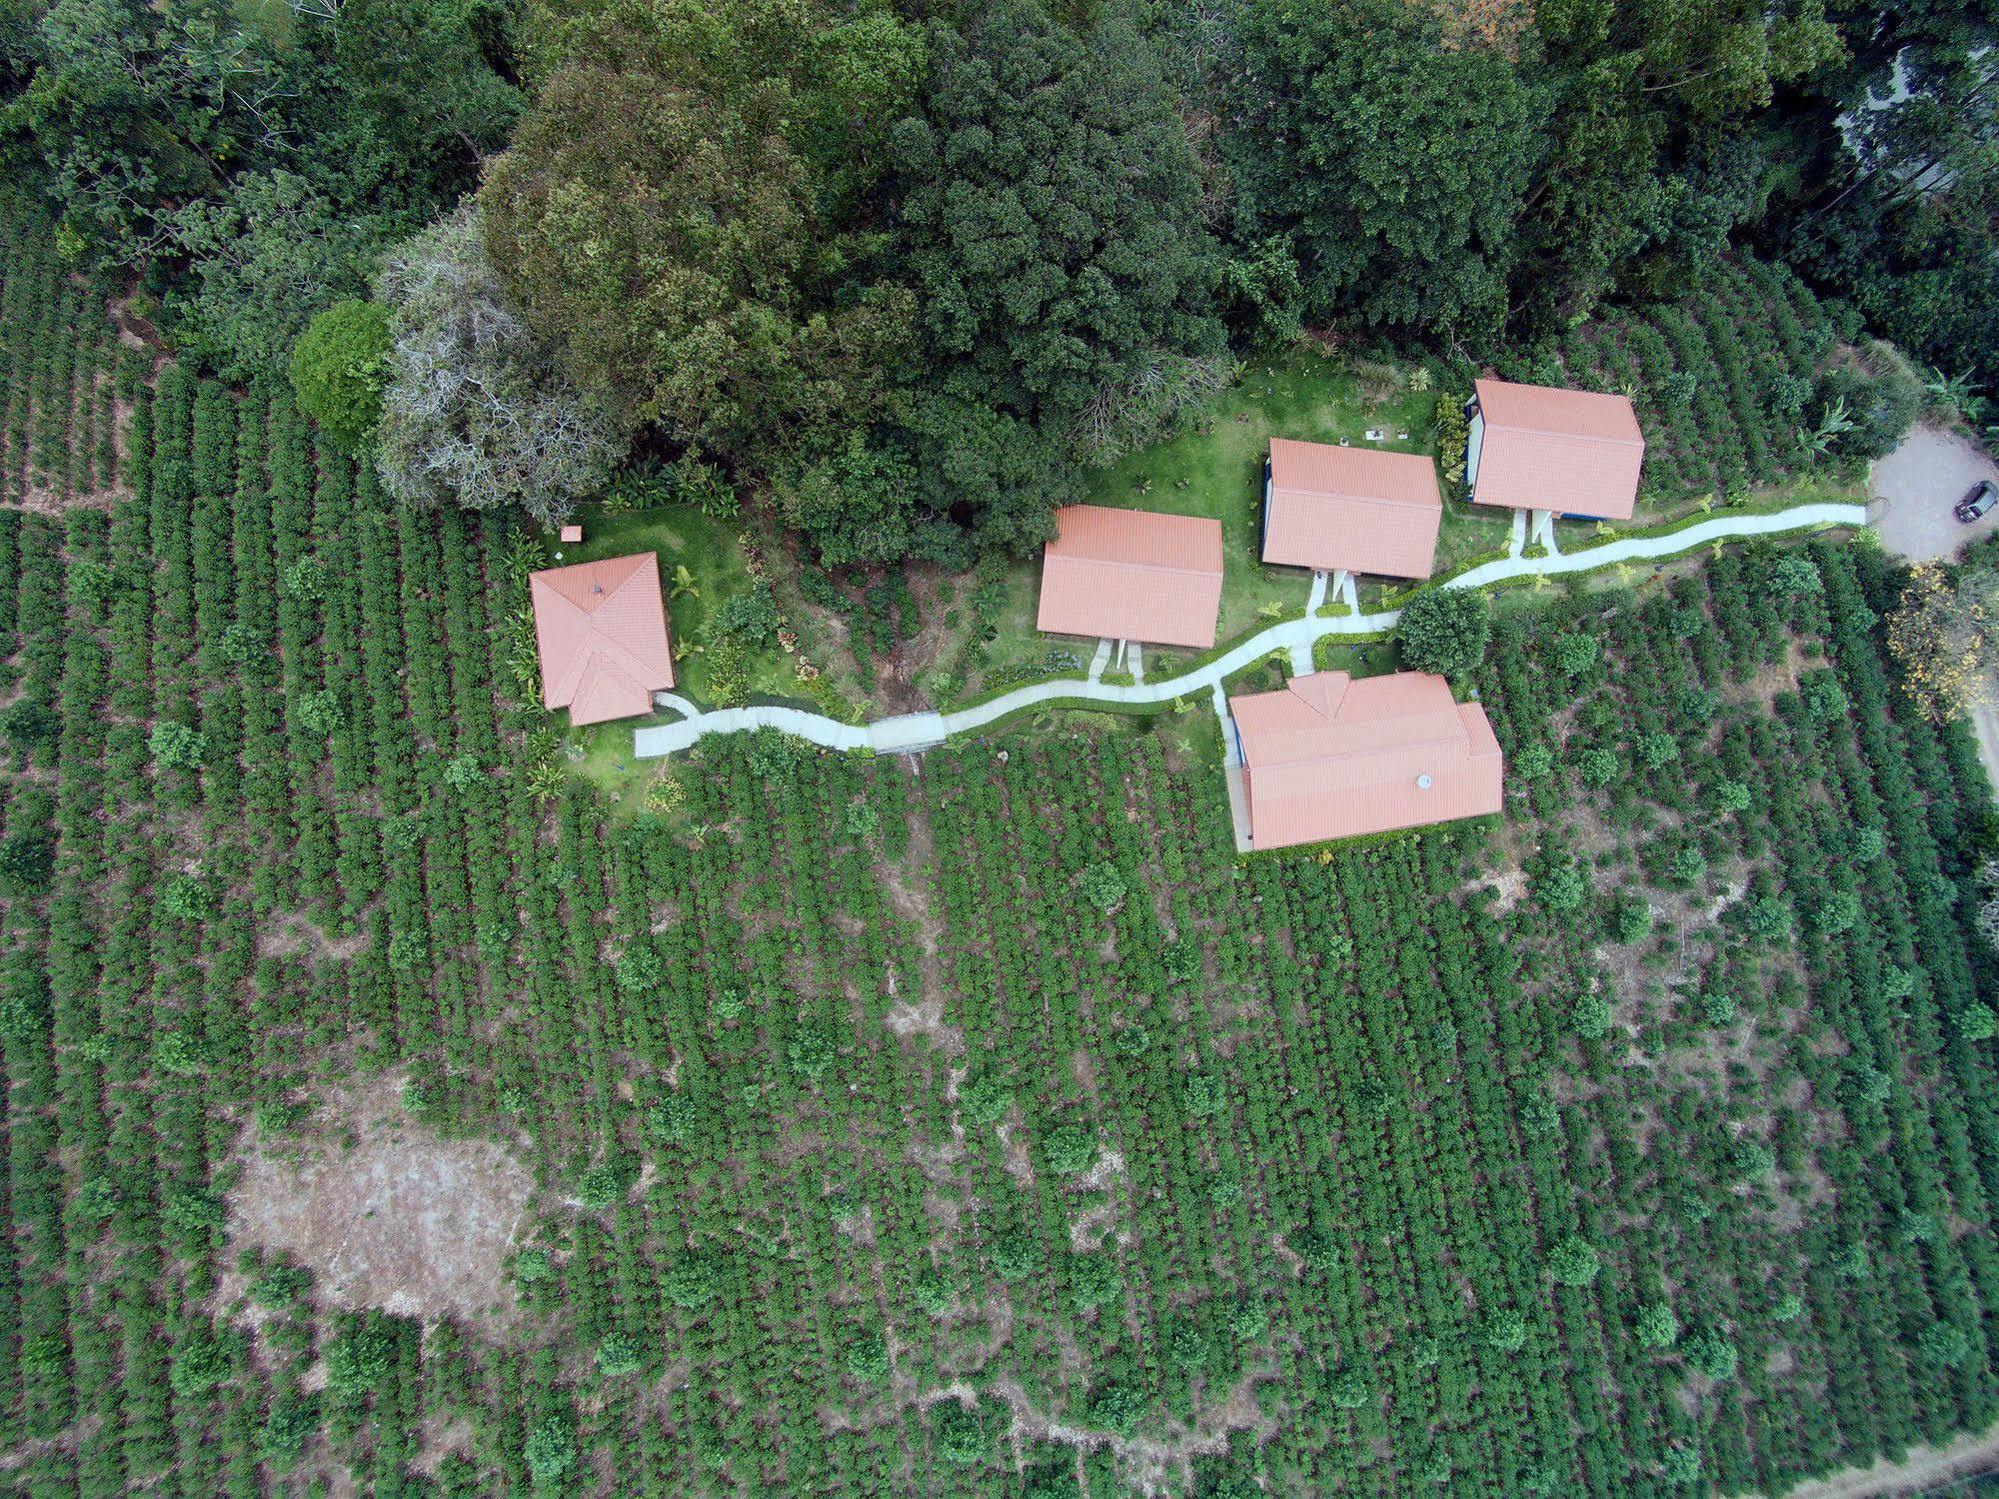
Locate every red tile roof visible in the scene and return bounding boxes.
[1262,439,1441,579]
[529,553,675,726]
[1470,378,1644,520]
[1230,671,1503,848]
[1037,505,1224,649]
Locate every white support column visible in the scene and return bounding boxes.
[1335,570,1360,612]
[1529,508,1562,555]
[1087,637,1113,682]
[1508,508,1528,558]
[1306,569,1329,615]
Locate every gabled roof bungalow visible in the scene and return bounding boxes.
[1465,378,1645,521]
[1261,438,1442,581]
[529,553,675,726]
[1228,671,1503,849]
[1036,504,1224,650]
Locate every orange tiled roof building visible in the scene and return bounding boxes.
[1466,378,1645,521]
[1261,438,1441,581]
[1229,671,1503,848]
[1036,504,1224,650]
[528,554,675,726]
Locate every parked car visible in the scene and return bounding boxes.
[1957,480,1998,523]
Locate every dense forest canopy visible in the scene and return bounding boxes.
[0,0,1993,549]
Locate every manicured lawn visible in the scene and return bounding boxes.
[933,350,1460,700]
[1078,350,1440,640]
[1544,468,1868,554]
[1436,493,1516,571]
[538,501,825,795]
[566,714,664,808]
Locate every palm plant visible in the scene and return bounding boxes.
[1799,395,1856,458]
[1926,366,1989,423]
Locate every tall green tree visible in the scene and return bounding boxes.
[888,0,1224,443]
[1779,6,1998,381]
[1229,0,1548,345]
[0,0,263,261]
[373,205,628,524]
[480,0,922,469]
[1516,0,1843,323]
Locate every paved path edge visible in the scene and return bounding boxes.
[632,503,1867,760]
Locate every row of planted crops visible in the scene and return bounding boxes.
[1,209,1997,1495]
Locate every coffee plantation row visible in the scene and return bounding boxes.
[1,215,1997,1496]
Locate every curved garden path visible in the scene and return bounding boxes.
[633,501,1866,759]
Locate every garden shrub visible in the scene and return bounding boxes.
[1396,588,1490,678]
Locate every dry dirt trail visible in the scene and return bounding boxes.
[1774,1423,1999,1499]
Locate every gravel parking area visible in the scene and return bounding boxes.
[1870,424,1999,561]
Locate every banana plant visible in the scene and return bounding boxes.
[1926,366,1988,422]
[526,759,566,804]
[1799,396,1855,458]
[504,530,544,587]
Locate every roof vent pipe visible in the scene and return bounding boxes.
[1416,774,1433,790]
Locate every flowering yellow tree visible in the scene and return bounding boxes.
[1886,563,1994,722]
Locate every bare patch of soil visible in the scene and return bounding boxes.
[994,1365,1279,1495]
[1731,639,1810,706]
[885,998,962,1055]
[258,911,370,962]
[226,1072,534,1329]
[872,566,958,714]
[879,765,954,1044]
[410,1416,477,1479]
[1705,879,1748,921]
[995,1122,1036,1188]
[1479,865,1527,913]
[1066,1151,1129,1251]
[109,288,166,357]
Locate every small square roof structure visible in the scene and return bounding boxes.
[528,553,674,727]
[1037,504,1224,649]
[559,524,583,544]
[1229,671,1502,849]
[1262,439,1441,579]
[1469,378,1644,520]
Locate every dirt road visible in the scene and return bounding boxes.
[1970,699,1999,803]
[1870,424,1999,562]
[1777,1422,1999,1498]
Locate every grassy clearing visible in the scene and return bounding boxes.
[542,502,864,796]
[1545,469,1869,556]
[930,350,1458,701]
[922,344,1867,708]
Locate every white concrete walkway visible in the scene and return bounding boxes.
[1086,638,1113,683]
[631,503,1865,760]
